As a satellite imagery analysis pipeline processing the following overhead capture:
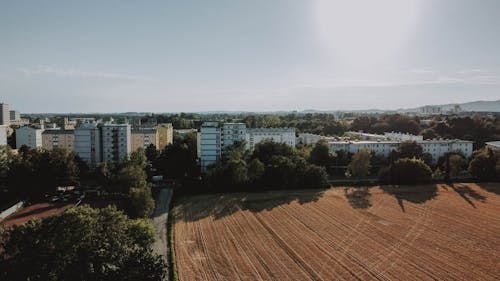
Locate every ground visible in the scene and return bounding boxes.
[173,183,500,281]
[152,187,173,280]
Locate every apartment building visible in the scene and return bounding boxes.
[131,127,159,151]
[42,129,75,152]
[0,103,9,126]
[199,122,221,170]
[245,128,296,150]
[156,123,173,149]
[9,110,20,121]
[15,126,43,148]
[296,133,322,146]
[0,125,7,146]
[101,123,131,164]
[222,123,246,151]
[74,123,101,167]
[328,139,473,163]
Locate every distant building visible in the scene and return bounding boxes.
[0,103,9,126]
[74,123,101,167]
[0,125,7,146]
[131,127,158,151]
[420,105,442,115]
[15,126,43,149]
[296,133,322,146]
[175,128,197,139]
[156,123,173,149]
[486,141,500,151]
[328,139,473,163]
[245,127,296,150]
[42,129,75,152]
[383,132,423,142]
[9,110,20,121]
[101,123,131,164]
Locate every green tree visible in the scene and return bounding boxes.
[308,140,333,167]
[247,158,265,182]
[379,158,432,185]
[128,187,155,218]
[447,154,467,179]
[0,206,165,281]
[469,148,498,181]
[347,149,372,177]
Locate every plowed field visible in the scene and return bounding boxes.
[173,183,500,281]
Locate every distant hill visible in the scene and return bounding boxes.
[407,99,500,113]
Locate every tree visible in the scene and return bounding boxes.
[398,141,423,159]
[469,148,498,181]
[347,149,372,177]
[0,206,165,281]
[247,158,265,182]
[308,140,333,167]
[128,187,155,218]
[379,158,432,185]
[447,154,467,179]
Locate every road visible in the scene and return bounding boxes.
[152,187,173,278]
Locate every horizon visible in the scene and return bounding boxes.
[2,0,500,112]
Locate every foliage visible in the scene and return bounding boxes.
[379,158,433,185]
[0,206,165,281]
[347,149,372,177]
[308,140,333,167]
[128,187,155,218]
[468,148,499,181]
[156,132,198,179]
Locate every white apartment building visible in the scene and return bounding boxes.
[344,131,423,142]
[74,123,101,167]
[384,132,423,142]
[245,128,296,150]
[10,110,20,121]
[296,133,322,146]
[0,125,7,146]
[328,139,473,163]
[199,122,222,171]
[15,126,43,149]
[101,123,131,164]
[222,123,246,151]
[0,103,9,126]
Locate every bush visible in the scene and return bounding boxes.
[379,158,432,185]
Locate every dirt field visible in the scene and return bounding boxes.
[1,202,72,227]
[173,183,500,281]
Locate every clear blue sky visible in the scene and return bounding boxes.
[1,0,499,113]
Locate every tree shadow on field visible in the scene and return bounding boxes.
[380,184,438,213]
[174,188,326,222]
[344,187,372,209]
[444,183,486,208]
[476,182,500,196]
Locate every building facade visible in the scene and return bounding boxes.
[156,123,173,149]
[329,139,473,163]
[296,133,323,146]
[42,129,75,152]
[0,103,9,126]
[101,123,131,164]
[199,122,222,171]
[245,128,296,150]
[0,125,7,146]
[9,110,20,121]
[222,123,246,151]
[131,127,159,151]
[74,123,101,167]
[15,126,43,149]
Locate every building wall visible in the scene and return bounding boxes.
[199,122,221,171]
[131,128,158,151]
[74,123,101,167]
[222,123,246,151]
[297,133,322,146]
[245,128,296,150]
[0,125,7,146]
[156,123,173,149]
[42,129,75,151]
[15,126,42,148]
[0,103,9,126]
[101,124,131,164]
[9,110,20,121]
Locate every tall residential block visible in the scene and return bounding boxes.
[222,123,246,151]
[199,122,221,170]
[15,126,43,148]
[0,103,9,126]
[101,123,131,164]
[42,129,75,152]
[156,123,173,149]
[74,123,101,167]
[131,127,159,151]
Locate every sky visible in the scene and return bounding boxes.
[1,0,499,113]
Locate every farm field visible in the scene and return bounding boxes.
[1,202,72,227]
[173,183,500,281]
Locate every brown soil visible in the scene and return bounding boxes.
[174,183,500,281]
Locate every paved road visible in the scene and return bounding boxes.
[152,187,173,276]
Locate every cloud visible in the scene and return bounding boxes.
[17,65,153,81]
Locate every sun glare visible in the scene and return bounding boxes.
[315,0,422,68]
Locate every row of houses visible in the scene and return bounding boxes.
[14,122,173,167]
[198,122,296,170]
